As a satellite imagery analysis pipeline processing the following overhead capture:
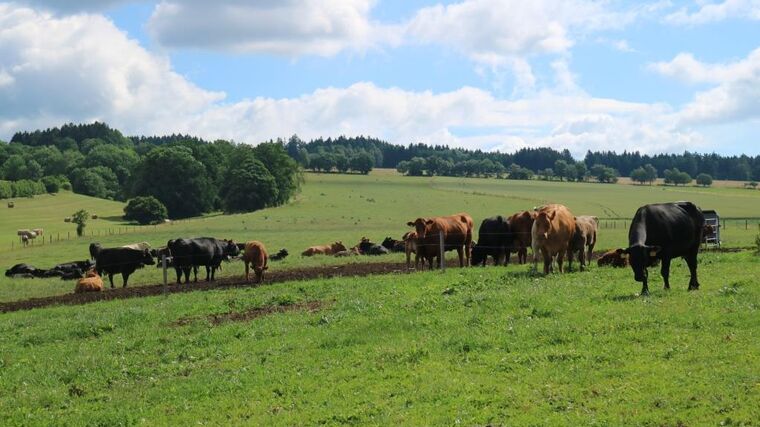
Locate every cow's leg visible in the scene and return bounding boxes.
[122,272,130,288]
[685,251,700,291]
[557,250,566,273]
[205,266,211,282]
[587,244,594,268]
[660,257,672,290]
[245,261,250,282]
[183,267,191,284]
[578,247,586,272]
[457,247,464,267]
[174,267,181,284]
[640,278,649,296]
[541,248,551,274]
[406,250,411,268]
[108,273,114,288]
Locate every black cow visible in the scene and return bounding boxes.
[622,202,705,296]
[151,247,173,268]
[358,239,389,256]
[381,237,405,253]
[270,249,289,261]
[89,242,103,260]
[95,248,155,288]
[167,237,239,284]
[5,263,40,278]
[48,260,95,280]
[471,216,512,266]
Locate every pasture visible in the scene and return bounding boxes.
[1,171,759,424]
[1,172,758,301]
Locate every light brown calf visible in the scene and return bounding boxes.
[302,241,347,256]
[242,241,268,283]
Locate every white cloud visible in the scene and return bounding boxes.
[650,48,760,125]
[665,0,760,25]
[0,4,223,139]
[147,0,400,56]
[0,3,709,157]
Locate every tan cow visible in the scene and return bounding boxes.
[302,241,347,256]
[242,241,268,283]
[531,204,576,274]
[407,213,473,268]
[508,210,537,264]
[122,242,151,251]
[571,215,598,271]
[75,270,104,293]
[403,231,419,268]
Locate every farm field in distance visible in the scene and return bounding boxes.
[1,170,759,424]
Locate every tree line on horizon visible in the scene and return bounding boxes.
[2,122,759,217]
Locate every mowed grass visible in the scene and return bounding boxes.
[1,171,759,302]
[0,251,758,425]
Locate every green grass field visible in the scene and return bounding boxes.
[1,172,758,301]
[1,171,759,425]
[1,251,758,425]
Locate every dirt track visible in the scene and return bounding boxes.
[0,260,431,313]
[1,247,744,314]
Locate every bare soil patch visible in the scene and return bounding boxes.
[173,300,326,327]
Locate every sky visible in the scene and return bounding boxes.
[0,0,759,158]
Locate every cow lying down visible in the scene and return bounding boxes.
[5,260,95,280]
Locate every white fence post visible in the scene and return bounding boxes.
[439,230,445,271]
[162,254,168,296]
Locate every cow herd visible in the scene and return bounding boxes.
[4,201,707,297]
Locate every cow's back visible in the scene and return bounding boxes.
[243,241,268,268]
[631,202,704,253]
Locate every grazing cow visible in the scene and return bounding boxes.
[402,231,419,268]
[570,216,598,271]
[407,213,473,268]
[622,202,705,296]
[507,211,536,264]
[597,249,628,268]
[122,242,151,251]
[531,204,576,274]
[89,242,103,260]
[17,229,37,245]
[32,228,43,236]
[95,248,155,287]
[302,241,347,256]
[357,237,390,255]
[270,249,289,261]
[241,241,268,283]
[471,215,512,266]
[381,237,405,253]
[75,270,103,293]
[21,234,29,246]
[167,238,240,283]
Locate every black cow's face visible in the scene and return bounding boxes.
[224,240,241,257]
[471,245,486,266]
[142,250,156,265]
[623,245,660,282]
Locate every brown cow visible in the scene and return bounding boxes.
[403,231,419,268]
[570,215,598,271]
[531,204,576,274]
[597,249,628,268]
[242,241,268,283]
[75,270,104,293]
[508,210,536,264]
[302,241,347,257]
[407,213,473,268]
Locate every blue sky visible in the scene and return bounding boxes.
[1,0,759,158]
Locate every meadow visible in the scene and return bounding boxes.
[1,171,759,425]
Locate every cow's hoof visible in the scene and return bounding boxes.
[688,285,699,291]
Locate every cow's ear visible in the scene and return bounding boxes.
[406,221,414,227]
[425,219,434,225]
[549,211,556,220]
[648,246,661,257]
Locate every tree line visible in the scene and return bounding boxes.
[1,123,302,221]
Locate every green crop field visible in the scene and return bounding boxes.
[1,171,760,425]
[1,171,759,301]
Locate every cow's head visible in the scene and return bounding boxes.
[332,241,347,252]
[471,245,486,266]
[621,245,660,282]
[381,237,394,249]
[223,239,241,258]
[533,211,556,240]
[407,218,432,239]
[141,249,156,265]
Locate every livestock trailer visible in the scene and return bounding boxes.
[702,209,720,248]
